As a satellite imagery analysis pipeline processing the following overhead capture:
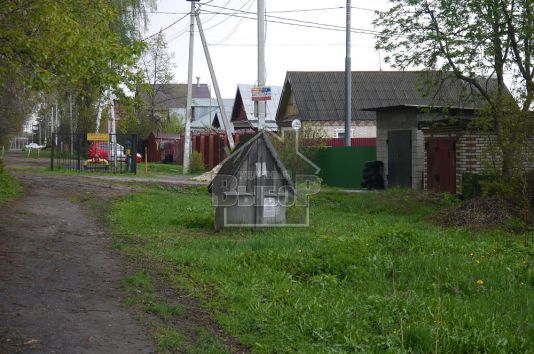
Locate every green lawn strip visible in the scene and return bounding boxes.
[0,163,22,203]
[40,163,196,179]
[110,187,533,352]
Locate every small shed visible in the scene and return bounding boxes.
[146,132,182,163]
[210,131,294,230]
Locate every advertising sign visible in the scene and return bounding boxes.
[87,133,109,141]
[251,87,272,101]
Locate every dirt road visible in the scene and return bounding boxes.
[0,155,154,353]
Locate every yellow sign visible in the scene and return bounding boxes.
[87,133,109,141]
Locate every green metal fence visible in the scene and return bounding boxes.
[314,147,377,188]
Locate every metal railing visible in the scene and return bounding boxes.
[51,133,138,174]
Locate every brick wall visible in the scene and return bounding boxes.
[423,129,500,194]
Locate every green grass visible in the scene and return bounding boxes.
[122,271,184,321]
[110,186,533,353]
[0,163,22,203]
[21,148,53,158]
[42,162,189,178]
[145,162,183,174]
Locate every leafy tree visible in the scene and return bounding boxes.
[374,0,533,177]
[0,0,153,143]
[162,112,185,134]
[138,31,176,127]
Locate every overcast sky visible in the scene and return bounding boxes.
[144,0,393,98]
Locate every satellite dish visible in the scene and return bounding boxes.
[291,119,301,131]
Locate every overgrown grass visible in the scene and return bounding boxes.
[0,161,22,203]
[110,186,533,353]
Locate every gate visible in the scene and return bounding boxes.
[387,130,412,187]
[426,138,456,193]
[51,133,138,174]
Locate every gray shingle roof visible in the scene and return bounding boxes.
[277,71,499,123]
[140,84,211,110]
[233,84,283,122]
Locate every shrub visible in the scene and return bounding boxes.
[189,151,206,174]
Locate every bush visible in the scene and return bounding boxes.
[462,173,496,199]
[189,151,206,174]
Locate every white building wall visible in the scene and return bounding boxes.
[301,120,376,138]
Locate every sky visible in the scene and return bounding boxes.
[144,0,393,98]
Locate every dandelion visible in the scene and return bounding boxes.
[476,279,484,286]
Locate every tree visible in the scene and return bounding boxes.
[0,0,153,144]
[138,31,176,127]
[374,0,533,177]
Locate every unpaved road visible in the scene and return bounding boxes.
[0,154,154,353]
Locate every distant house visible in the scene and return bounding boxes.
[230,84,282,131]
[275,70,507,193]
[191,98,234,131]
[275,71,377,138]
[211,99,235,131]
[146,132,182,163]
[140,83,211,123]
[359,71,503,193]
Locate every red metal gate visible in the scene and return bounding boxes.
[426,138,456,194]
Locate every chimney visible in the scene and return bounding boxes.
[196,77,200,87]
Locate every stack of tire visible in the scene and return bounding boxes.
[361,161,385,189]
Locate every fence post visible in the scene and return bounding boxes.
[50,133,55,171]
[208,133,215,168]
[131,134,137,174]
[76,134,81,171]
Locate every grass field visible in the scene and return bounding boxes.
[0,162,21,203]
[42,162,185,177]
[110,186,533,353]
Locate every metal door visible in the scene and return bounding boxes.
[387,130,412,187]
[426,138,456,193]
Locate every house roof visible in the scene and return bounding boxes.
[231,84,283,126]
[150,132,182,140]
[276,71,500,123]
[140,84,211,110]
[361,104,479,112]
[209,131,294,191]
[191,99,234,130]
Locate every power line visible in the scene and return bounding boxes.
[144,3,380,41]
[201,4,378,34]
[200,9,378,35]
[209,42,376,48]
[201,0,254,31]
[140,5,381,15]
[211,0,255,44]
[143,13,190,40]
